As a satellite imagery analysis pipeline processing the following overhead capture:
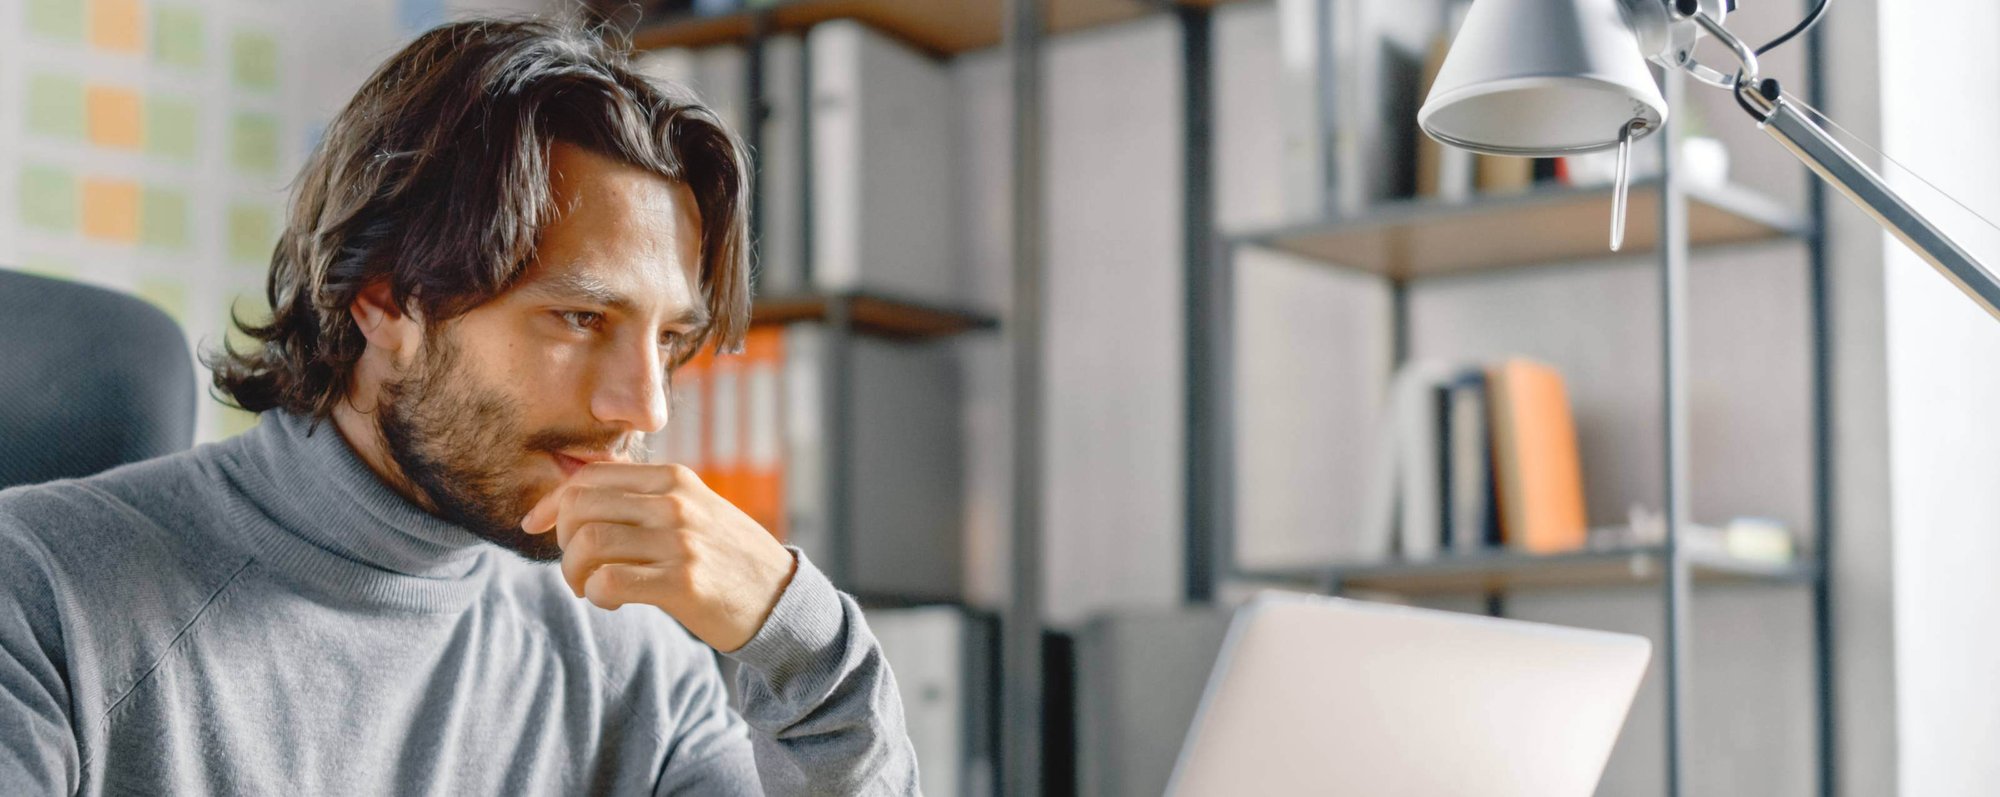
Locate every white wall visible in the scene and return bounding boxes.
[1878,0,2000,793]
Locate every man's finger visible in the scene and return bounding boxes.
[553,486,671,549]
[582,563,676,611]
[559,521,660,597]
[522,462,699,533]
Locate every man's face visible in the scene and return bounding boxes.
[375,142,709,560]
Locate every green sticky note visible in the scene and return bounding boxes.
[153,6,205,68]
[231,30,280,91]
[141,187,192,250]
[26,74,86,140]
[148,97,200,162]
[17,253,78,281]
[19,165,78,233]
[231,113,280,175]
[27,0,85,41]
[228,203,277,265]
[135,278,189,323]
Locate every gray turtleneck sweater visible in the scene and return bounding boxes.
[0,410,917,795]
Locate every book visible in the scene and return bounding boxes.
[1486,359,1589,553]
[1437,369,1497,553]
[1372,360,1464,561]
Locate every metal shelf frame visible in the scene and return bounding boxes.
[1184,4,1837,797]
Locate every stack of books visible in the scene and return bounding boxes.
[1370,357,1589,561]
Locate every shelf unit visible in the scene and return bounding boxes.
[631,0,1245,56]
[751,292,998,340]
[1232,178,1805,279]
[1195,17,1836,797]
[1244,545,1817,595]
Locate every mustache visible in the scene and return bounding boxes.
[522,427,651,462]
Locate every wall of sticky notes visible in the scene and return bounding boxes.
[0,0,546,443]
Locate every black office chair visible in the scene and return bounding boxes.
[0,268,199,490]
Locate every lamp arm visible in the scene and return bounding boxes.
[1670,4,2000,323]
[1751,87,2000,323]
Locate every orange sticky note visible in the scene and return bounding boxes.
[87,85,143,150]
[81,178,141,243]
[90,0,145,53]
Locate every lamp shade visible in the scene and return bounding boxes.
[1419,0,1668,156]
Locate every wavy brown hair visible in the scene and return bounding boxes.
[208,17,750,419]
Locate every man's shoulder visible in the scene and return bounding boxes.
[0,447,250,603]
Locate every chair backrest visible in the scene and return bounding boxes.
[0,268,198,489]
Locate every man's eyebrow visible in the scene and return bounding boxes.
[523,271,710,329]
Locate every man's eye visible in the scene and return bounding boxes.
[557,310,603,331]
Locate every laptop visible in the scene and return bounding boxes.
[1165,592,1651,796]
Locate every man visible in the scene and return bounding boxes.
[0,18,918,796]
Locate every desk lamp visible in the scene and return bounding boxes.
[1418,0,2000,322]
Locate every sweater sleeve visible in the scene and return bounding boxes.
[0,510,82,795]
[712,549,918,796]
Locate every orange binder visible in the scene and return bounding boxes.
[1486,359,1589,553]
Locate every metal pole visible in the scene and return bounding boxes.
[743,17,768,295]
[1658,68,1694,797]
[1002,0,1046,792]
[1181,4,1218,604]
[1804,21,1837,797]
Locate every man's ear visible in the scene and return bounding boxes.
[349,279,422,359]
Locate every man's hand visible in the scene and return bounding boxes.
[521,463,798,653]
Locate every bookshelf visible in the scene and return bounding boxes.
[1242,545,1816,595]
[752,292,998,340]
[631,0,1251,57]
[1232,179,1807,279]
[1197,16,1836,797]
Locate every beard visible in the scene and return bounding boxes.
[374,332,648,562]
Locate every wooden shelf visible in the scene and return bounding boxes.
[1231,180,1809,281]
[753,291,998,339]
[631,0,1251,57]
[1235,545,1818,595]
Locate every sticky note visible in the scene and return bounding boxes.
[231,113,280,174]
[18,254,79,281]
[26,74,86,140]
[19,165,79,233]
[81,178,142,243]
[228,203,277,265]
[141,187,192,250]
[27,0,85,41]
[153,6,204,68]
[90,0,146,54]
[231,30,280,91]
[87,85,145,150]
[136,278,188,323]
[147,97,199,162]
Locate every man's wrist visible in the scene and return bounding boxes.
[722,548,848,683]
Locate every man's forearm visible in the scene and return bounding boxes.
[724,551,918,796]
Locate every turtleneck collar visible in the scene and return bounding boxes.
[209,409,501,613]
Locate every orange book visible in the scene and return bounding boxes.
[1486,359,1589,553]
